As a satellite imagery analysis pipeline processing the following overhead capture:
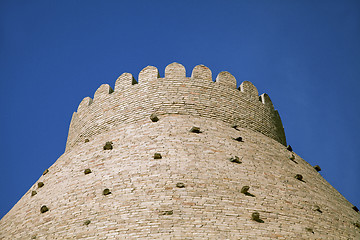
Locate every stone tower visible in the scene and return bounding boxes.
[0,63,359,239]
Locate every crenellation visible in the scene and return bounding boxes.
[93,84,114,102]
[191,64,212,82]
[215,71,237,89]
[165,62,186,79]
[138,66,160,82]
[65,63,287,152]
[259,93,274,110]
[77,97,93,113]
[114,72,137,91]
[239,80,259,101]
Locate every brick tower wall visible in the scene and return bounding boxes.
[0,63,359,239]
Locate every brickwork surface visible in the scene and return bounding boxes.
[0,63,359,239]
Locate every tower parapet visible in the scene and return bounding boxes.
[66,62,286,152]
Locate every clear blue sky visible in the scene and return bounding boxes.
[1,0,359,219]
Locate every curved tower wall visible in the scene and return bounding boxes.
[65,62,286,152]
[0,63,359,239]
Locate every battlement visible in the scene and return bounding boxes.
[65,63,286,152]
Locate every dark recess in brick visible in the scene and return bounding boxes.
[229,156,241,164]
[189,126,201,133]
[295,174,303,181]
[233,137,243,142]
[314,165,321,172]
[161,210,173,215]
[42,169,49,175]
[150,113,159,122]
[176,183,185,188]
[103,188,111,195]
[103,141,113,150]
[40,205,48,213]
[251,212,264,223]
[154,153,162,159]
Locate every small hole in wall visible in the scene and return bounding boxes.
[313,205,322,213]
[154,153,162,159]
[229,156,241,164]
[37,182,44,188]
[42,169,49,175]
[241,186,250,194]
[232,125,240,131]
[251,212,264,223]
[232,137,243,142]
[161,210,173,215]
[84,169,92,175]
[287,145,293,151]
[289,154,297,164]
[314,165,321,172]
[150,113,159,122]
[241,186,255,197]
[354,221,360,229]
[103,141,113,150]
[353,206,359,212]
[189,126,201,133]
[84,220,91,225]
[85,139,90,143]
[31,191,37,196]
[103,188,111,195]
[305,228,314,234]
[40,205,49,213]
[176,183,185,188]
[295,174,304,181]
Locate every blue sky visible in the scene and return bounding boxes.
[0,0,359,219]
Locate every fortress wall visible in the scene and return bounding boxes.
[1,63,358,239]
[0,115,358,239]
[65,63,286,152]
